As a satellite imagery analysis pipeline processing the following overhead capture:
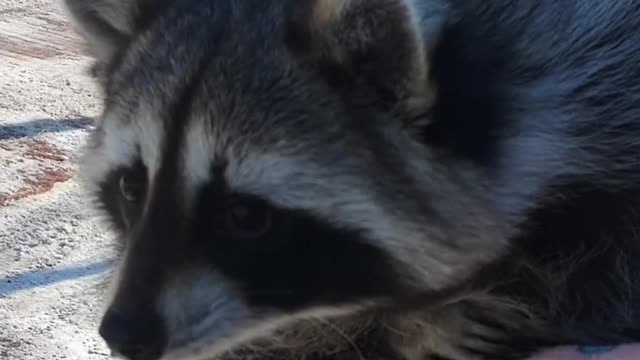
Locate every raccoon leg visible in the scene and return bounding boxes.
[215,297,549,360]
[381,297,554,360]
[212,312,392,360]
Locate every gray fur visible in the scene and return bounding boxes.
[64,0,640,359]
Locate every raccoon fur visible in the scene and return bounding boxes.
[62,0,640,359]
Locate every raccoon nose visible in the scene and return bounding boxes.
[99,307,166,360]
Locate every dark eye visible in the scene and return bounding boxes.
[119,171,145,203]
[226,196,272,239]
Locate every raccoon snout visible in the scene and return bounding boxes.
[99,306,167,360]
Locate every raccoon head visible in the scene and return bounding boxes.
[65,0,510,359]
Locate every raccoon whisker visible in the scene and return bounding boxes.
[380,320,412,338]
[309,316,366,360]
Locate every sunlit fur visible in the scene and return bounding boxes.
[65,0,640,359]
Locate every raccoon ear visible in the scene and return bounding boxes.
[287,0,435,114]
[63,0,144,65]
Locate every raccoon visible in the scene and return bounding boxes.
[62,0,640,359]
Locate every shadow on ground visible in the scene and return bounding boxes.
[0,117,94,141]
[0,259,112,296]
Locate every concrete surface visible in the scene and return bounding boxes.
[0,1,114,359]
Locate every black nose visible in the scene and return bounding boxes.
[99,307,166,360]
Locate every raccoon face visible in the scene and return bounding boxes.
[65,0,509,359]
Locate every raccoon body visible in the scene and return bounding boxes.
[63,0,640,359]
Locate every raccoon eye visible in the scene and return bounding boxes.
[119,172,145,203]
[226,196,272,239]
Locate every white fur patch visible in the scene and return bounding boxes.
[181,115,226,191]
[78,102,165,197]
[78,111,138,190]
[135,102,165,178]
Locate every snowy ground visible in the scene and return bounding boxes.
[0,1,114,358]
